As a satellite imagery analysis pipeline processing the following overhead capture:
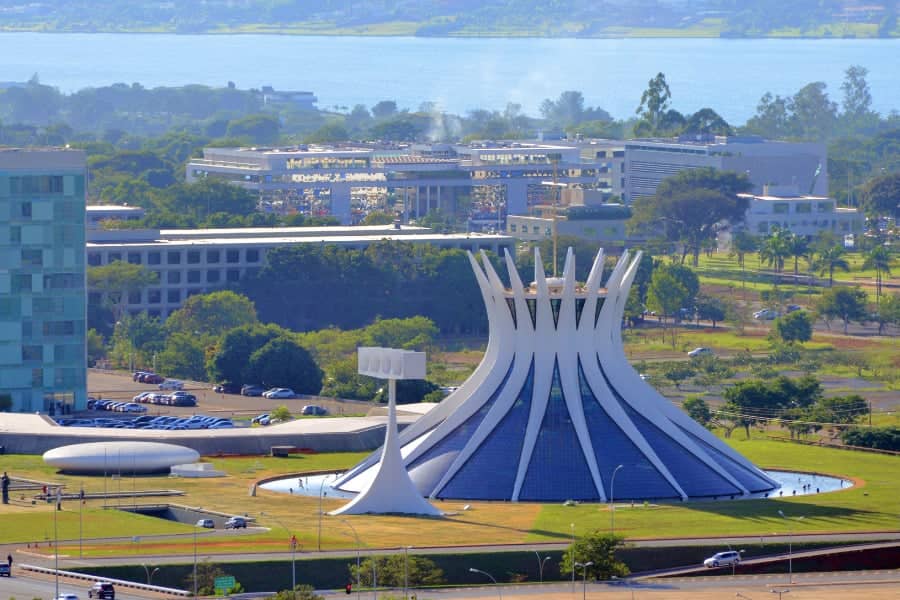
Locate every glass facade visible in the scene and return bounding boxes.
[0,151,87,413]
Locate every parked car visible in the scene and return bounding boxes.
[213,383,241,394]
[786,304,803,313]
[704,550,741,568]
[0,563,9,577]
[301,405,327,416]
[264,388,296,399]
[139,373,164,384]
[122,403,147,413]
[88,582,115,600]
[159,379,184,391]
[196,519,215,529]
[687,347,714,358]
[225,516,247,529]
[251,413,270,425]
[241,384,266,397]
[753,309,779,320]
[170,393,197,407]
[56,594,80,600]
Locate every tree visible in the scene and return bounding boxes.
[636,72,671,134]
[88,261,159,323]
[350,555,444,587]
[371,100,398,120]
[695,294,726,327]
[372,378,440,404]
[730,231,759,291]
[207,323,285,386]
[165,291,259,339]
[156,331,208,381]
[745,92,791,138]
[682,395,712,428]
[786,233,809,284]
[246,336,323,394]
[662,362,695,390]
[840,65,879,134]
[758,226,792,275]
[862,245,894,303]
[270,405,292,422]
[813,243,850,287]
[683,108,732,136]
[876,293,900,335]
[560,531,629,581]
[860,172,900,220]
[815,287,868,334]
[225,113,280,144]
[108,312,165,370]
[774,311,813,344]
[789,82,838,140]
[87,329,105,367]
[271,586,322,600]
[646,270,688,348]
[629,168,752,265]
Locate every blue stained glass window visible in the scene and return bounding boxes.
[407,357,515,473]
[439,359,535,500]
[520,360,599,501]
[597,357,741,498]
[575,298,586,328]
[505,297,517,328]
[675,425,775,493]
[594,298,605,328]
[550,298,562,328]
[526,298,537,328]
[577,360,680,500]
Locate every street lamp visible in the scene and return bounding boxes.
[262,511,298,598]
[569,523,576,592]
[318,478,328,551]
[141,564,160,585]
[777,510,805,584]
[533,551,551,583]
[469,568,501,600]
[574,562,593,600]
[770,590,790,600]
[610,464,624,536]
[335,517,362,600]
[403,546,413,600]
[193,519,199,598]
[53,486,60,600]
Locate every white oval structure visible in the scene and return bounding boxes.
[43,441,200,473]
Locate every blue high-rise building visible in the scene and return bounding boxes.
[0,148,87,414]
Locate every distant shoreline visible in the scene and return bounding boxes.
[0,26,894,40]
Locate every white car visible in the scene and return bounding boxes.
[687,347,713,358]
[122,403,147,413]
[753,309,779,320]
[263,388,296,399]
[703,550,741,568]
[158,379,184,391]
[57,595,80,600]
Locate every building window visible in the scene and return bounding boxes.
[21,202,32,218]
[226,269,241,282]
[795,203,812,214]
[226,249,240,264]
[207,270,220,283]
[207,250,221,264]
[88,253,102,266]
[187,250,201,264]
[246,249,260,263]
[22,345,43,361]
[510,224,517,232]
[168,271,181,284]
[108,252,122,263]
[12,274,32,293]
[757,222,769,233]
[187,288,202,298]
[148,251,161,265]
[773,203,789,214]
[187,270,202,283]
[167,251,181,265]
[818,202,832,213]
[148,290,161,304]
[167,290,181,303]
[127,252,142,264]
[148,309,161,319]
[128,290,142,304]
[21,248,43,266]
[11,175,63,195]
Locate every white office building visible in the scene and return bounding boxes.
[736,193,864,240]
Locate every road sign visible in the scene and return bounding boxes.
[214,575,235,591]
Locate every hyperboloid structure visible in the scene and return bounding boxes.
[334,248,777,502]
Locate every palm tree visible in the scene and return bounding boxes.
[786,233,810,285]
[862,245,894,303]
[758,227,791,281]
[814,244,850,287]
[730,231,759,290]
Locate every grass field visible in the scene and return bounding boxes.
[1,435,896,559]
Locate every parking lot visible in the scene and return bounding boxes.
[86,369,373,420]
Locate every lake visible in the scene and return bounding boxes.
[2,33,898,123]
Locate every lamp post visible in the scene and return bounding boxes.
[318,479,328,551]
[569,523,576,593]
[403,546,412,600]
[770,590,790,600]
[193,520,199,598]
[54,486,60,600]
[777,510,804,584]
[262,511,298,598]
[610,464,624,536]
[574,561,593,600]
[469,568,501,600]
[335,517,362,600]
[141,564,159,585]
[533,551,551,584]
[79,486,84,559]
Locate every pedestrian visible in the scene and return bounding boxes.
[6,554,11,568]
[1,472,9,504]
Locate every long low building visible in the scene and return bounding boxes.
[87,224,514,319]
